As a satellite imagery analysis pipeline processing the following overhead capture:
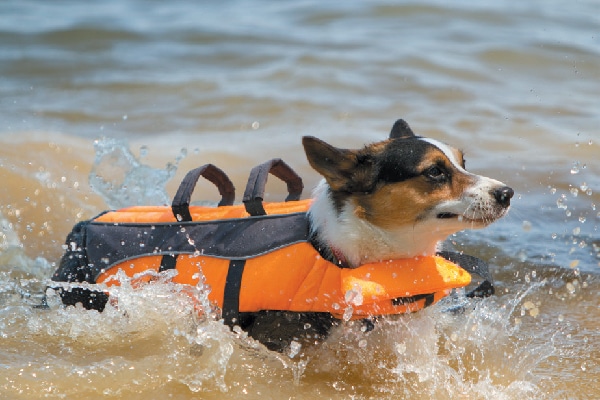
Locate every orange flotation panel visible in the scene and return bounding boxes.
[96,241,470,319]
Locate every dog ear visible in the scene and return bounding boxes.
[389,119,416,139]
[302,136,364,191]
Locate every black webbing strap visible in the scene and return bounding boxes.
[159,254,178,272]
[222,259,246,327]
[437,251,495,297]
[243,158,303,216]
[390,253,495,307]
[172,164,235,222]
[392,293,435,307]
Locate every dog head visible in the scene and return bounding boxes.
[303,119,513,267]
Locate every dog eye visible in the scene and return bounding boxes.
[424,166,447,181]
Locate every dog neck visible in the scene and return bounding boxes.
[307,180,446,268]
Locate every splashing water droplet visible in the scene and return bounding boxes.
[177,148,188,162]
[345,286,363,306]
[556,194,568,209]
[288,340,302,358]
[570,162,580,174]
[395,342,407,354]
[342,306,353,322]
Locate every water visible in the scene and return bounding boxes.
[1,0,599,398]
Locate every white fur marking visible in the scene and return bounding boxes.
[420,137,466,173]
[307,136,511,266]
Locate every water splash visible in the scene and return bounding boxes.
[28,265,241,394]
[89,138,184,209]
[0,213,21,251]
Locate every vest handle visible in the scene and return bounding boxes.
[243,158,303,216]
[172,164,235,221]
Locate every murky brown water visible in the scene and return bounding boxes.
[1,1,599,398]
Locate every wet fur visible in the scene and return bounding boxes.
[303,119,513,268]
[248,119,513,352]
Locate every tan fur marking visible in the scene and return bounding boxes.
[353,180,436,228]
[353,147,476,229]
[453,149,465,168]
[354,205,368,219]
[418,147,476,200]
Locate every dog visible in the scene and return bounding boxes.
[245,119,513,351]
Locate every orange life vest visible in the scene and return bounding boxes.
[95,226,471,319]
[51,160,489,324]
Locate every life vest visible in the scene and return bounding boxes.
[51,159,493,325]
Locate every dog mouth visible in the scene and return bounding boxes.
[435,211,505,224]
[435,212,483,223]
[436,213,457,219]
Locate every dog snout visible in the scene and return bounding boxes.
[492,186,514,207]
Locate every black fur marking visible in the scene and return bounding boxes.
[389,119,416,139]
[321,138,444,212]
[329,188,353,215]
[375,138,433,184]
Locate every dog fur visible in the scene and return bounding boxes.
[248,119,513,351]
[303,119,513,268]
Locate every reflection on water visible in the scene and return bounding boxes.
[0,0,598,398]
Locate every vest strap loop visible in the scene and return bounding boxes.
[223,259,246,327]
[243,159,303,216]
[172,164,235,221]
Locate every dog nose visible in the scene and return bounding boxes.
[493,186,514,207]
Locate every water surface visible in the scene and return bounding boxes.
[1,1,599,398]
